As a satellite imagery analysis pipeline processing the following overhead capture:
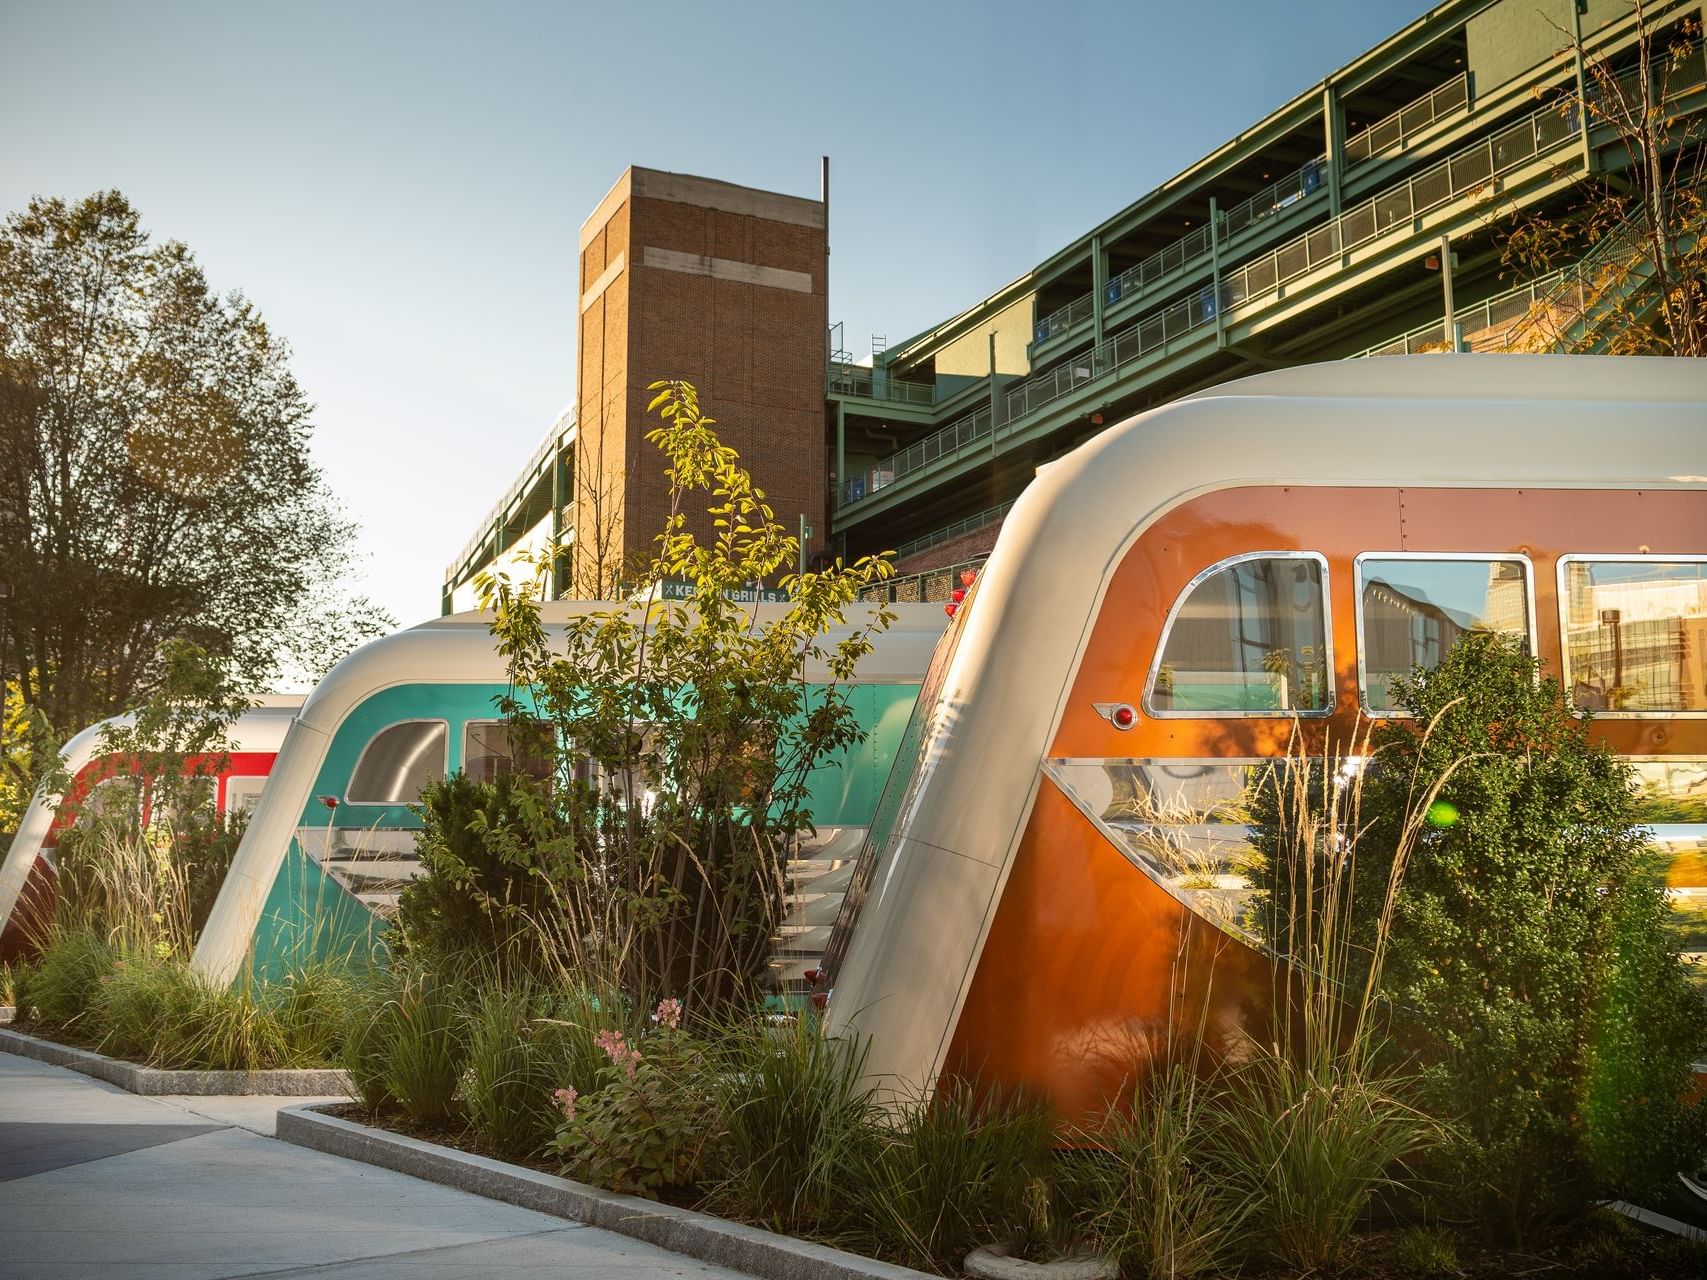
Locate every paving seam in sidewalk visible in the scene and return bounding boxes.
[206,1225,592,1280]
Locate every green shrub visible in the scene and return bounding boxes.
[79,951,347,1071]
[844,1082,1057,1273]
[396,773,561,976]
[19,927,115,1028]
[1387,1225,1459,1277]
[1080,1063,1249,1279]
[269,962,357,1065]
[85,953,200,1062]
[1209,1050,1438,1271]
[704,1014,879,1232]
[462,981,621,1160]
[1351,633,1701,1241]
[549,1012,723,1198]
[378,970,468,1123]
[1584,854,1707,1200]
[340,967,403,1111]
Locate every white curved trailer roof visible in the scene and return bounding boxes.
[0,697,306,938]
[820,354,1707,1097]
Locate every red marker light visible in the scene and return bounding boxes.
[960,569,978,588]
[951,588,966,603]
[803,968,821,984]
[944,602,957,618]
[1111,704,1137,730]
[809,991,828,1010]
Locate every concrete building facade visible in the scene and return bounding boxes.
[445,0,1705,614]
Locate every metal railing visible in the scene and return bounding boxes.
[1219,156,1330,238]
[1221,91,1582,313]
[1034,71,1480,346]
[1033,290,1098,345]
[1344,72,1471,166]
[841,55,1702,517]
[1358,267,1577,356]
[447,407,575,581]
[843,402,995,505]
[860,555,989,605]
[827,362,938,405]
[894,500,1015,560]
[1010,284,1222,421]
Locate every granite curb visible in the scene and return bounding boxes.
[0,1005,13,1025]
[0,1026,351,1096]
[277,1103,937,1280]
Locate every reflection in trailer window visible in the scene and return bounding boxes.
[1357,555,1532,714]
[346,720,447,804]
[1559,557,1707,714]
[1146,553,1331,716]
[462,720,555,782]
[224,776,267,816]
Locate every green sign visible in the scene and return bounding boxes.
[658,579,790,605]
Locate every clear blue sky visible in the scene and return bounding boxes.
[0,0,1431,631]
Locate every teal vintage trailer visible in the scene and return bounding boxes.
[190,602,948,986]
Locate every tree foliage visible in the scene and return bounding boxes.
[1348,634,1704,1243]
[1502,1,1707,354]
[465,379,896,1014]
[0,190,390,806]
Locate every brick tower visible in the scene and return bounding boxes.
[573,167,828,594]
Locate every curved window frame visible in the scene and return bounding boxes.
[1142,550,1336,720]
[344,718,449,806]
[461,718,557,782]
[1556,553,1707,720]
[1354,550,1538,719]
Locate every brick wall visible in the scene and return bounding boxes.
[572,168,827,594]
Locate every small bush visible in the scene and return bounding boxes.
[549,1011,723,1198]
[270,963,357,1065]
[1080,1063,1248,1279]
[844,1082,1057,1273]
[19,928,115,1027]
[1352,634,1702,1241]
[340,967,402,1111]
[1387,1225,1459,1277]
[1209,1050,1438,1272]
[705,1014,879,1232]
[397,774,560,976]
[379,970,468,1123]
[463,984,609,1160]
[1584,853,1707,1200]
[85,954,201,1062]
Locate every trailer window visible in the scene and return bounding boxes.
[1147,553,1331,716]
[346,720,447,804]
[462,720,554,782]
[1357,556,1532,713]
[224,776,267,816]
[1560,558,1707,714]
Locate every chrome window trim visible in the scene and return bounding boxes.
[1353,550,1538,719]
[344,718,449,806]
[1556,553,1707,720]
[1142,550,1335,720]
[1040,757,1270,948]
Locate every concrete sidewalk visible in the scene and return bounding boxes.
[0,1050,750,1279]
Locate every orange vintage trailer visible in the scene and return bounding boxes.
[818,354,1707,1125]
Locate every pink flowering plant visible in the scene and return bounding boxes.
[548,999,724,1198]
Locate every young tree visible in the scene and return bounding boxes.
[0,191,390,787]
[1503,1,1707,353]
[472,380,895,1014]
